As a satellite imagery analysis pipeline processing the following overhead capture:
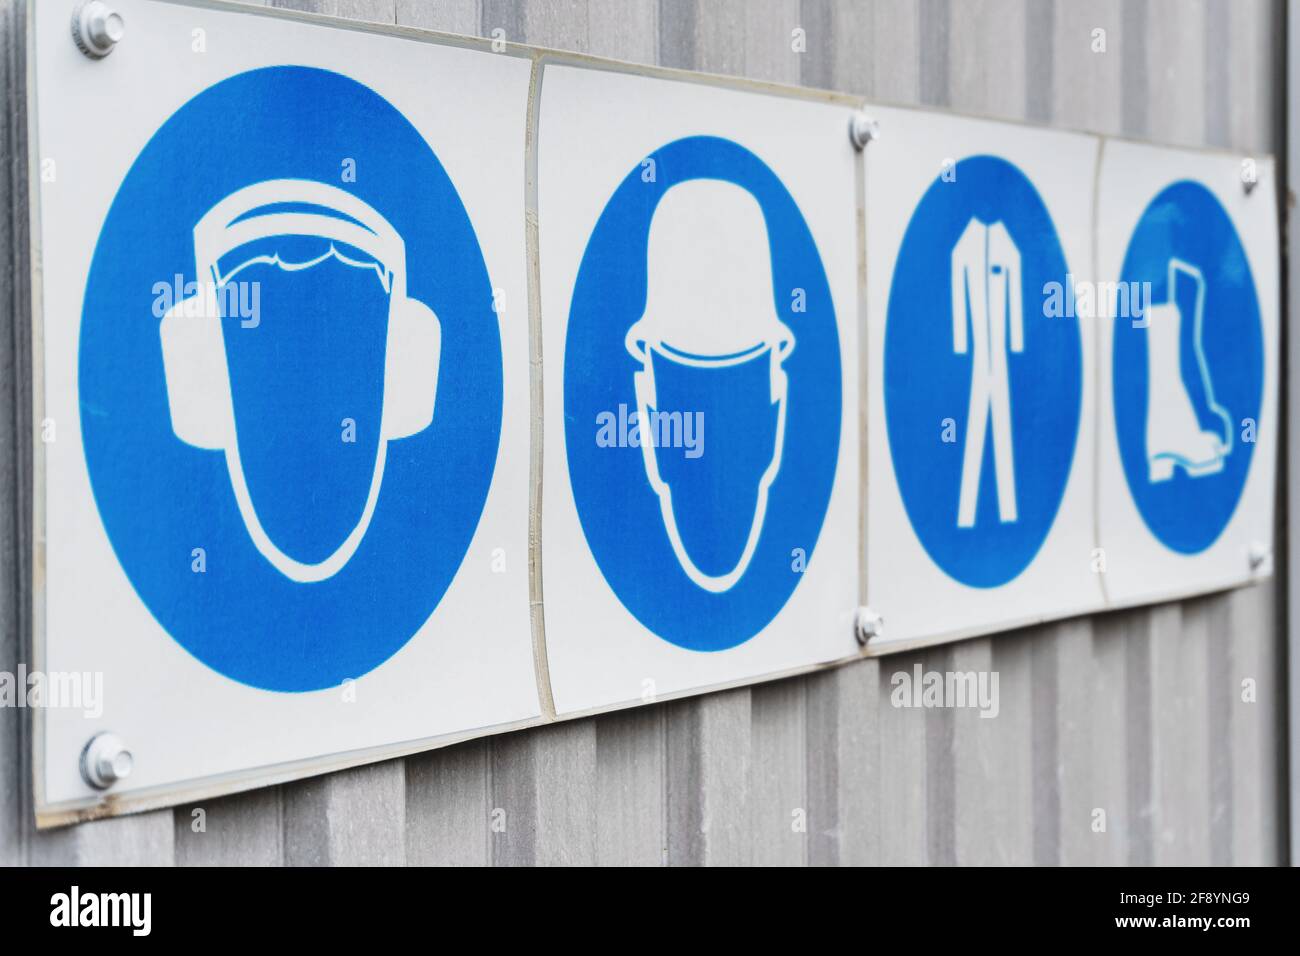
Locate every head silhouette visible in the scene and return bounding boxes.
[159,180,441,583]
[624,179,794,592]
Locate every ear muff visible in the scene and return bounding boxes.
[160,283,443,449]
[381,295,441,440]
[159,286,236,450]
[160,180,442,452]
[154,179,446,583]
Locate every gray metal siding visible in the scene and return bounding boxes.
[0,0,1287,866]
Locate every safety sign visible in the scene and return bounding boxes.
[33,0,537,817]
[28,0,1282,824]
[1096,142,1278,606]
[864,107,1105,649]
[537,65,862,714]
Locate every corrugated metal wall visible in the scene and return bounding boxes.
[0,0,1288,866]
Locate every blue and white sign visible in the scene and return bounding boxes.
[89,68,494,693]
[865,108,1105,649]
[539,66,861,714]
[1097,142,1278,605]
[32,0,1282,825]
[564,145,840,649]
[34,1,538,814]
[884,155,1082,589]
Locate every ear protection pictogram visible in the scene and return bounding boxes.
[159,179,441,583]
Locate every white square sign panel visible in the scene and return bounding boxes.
[863,106,1106,650]
[1095,142,1278,606]
[537,64,863,715]
[33,0,538,818]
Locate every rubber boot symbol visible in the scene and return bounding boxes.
[1143,258,1232,482]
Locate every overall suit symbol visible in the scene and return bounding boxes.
[952,218,1024,528]
[884,154,1081,589]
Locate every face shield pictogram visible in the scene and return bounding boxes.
[159,180,441,583]
[625,179,794,593]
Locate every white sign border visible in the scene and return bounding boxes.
[1094,139,1279,609]
[27,0,554,826]
[861,104,1108,652]
[25,0,870,827]
[22,0,1279,826]
[534,62,867,718]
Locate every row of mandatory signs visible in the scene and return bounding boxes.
[869,105,1275,650]
[38,1,1279,806]
[71,69,1273,702]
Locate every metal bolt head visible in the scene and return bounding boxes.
[72,2,125,59]
[1248,541,1270,572]
[80,732,133,790]
[1241,157,1258,194]
[854,606,883,645]
[849,112,880,151]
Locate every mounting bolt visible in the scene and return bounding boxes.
[1241,157,1258,195]
[80,732,133,790]
[854,606,883,646]
[71,2,125,60]
[849,112,880,151]
[1248,541,1270,572]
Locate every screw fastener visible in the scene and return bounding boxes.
[1241,157,1258,195]
[72,2,125,59]
[854,606,883,645]
[1248,541,1270,572]
[849,113,880,151]
[80,732,133,790]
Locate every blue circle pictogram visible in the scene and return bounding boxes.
[81,66,502,691]
[1113,180,1263,554]
[564,136,842,651]
[884,155,1082,588]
